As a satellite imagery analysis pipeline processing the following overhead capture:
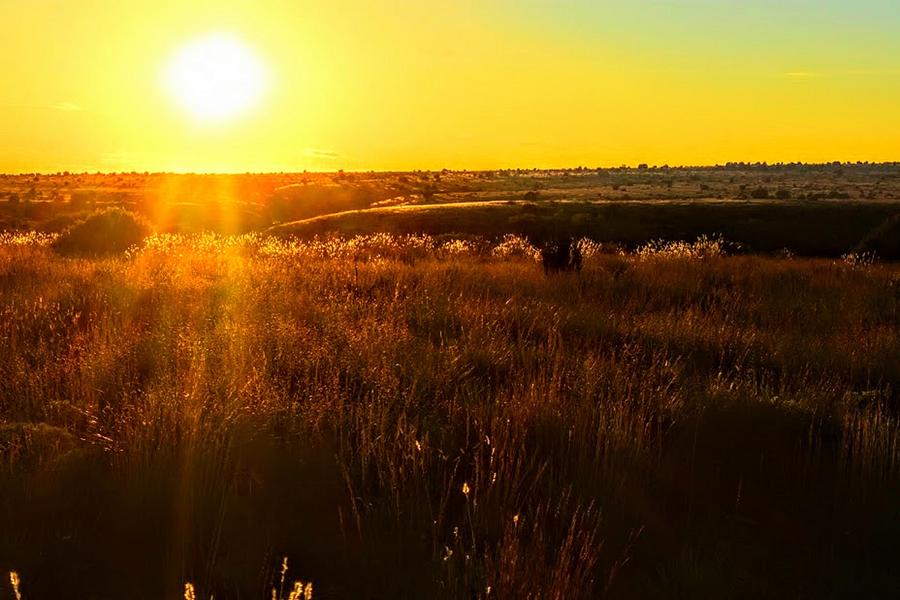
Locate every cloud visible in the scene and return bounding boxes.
[303,148,340,159]
[783,71,822,79]
[101,152,131,164]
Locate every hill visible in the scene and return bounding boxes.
[268,199,900,257]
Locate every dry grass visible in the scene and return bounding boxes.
[1,234,898,598]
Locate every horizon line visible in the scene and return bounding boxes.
[3,160,900,177]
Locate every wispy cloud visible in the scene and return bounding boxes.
[783,71,822,79]
[303,148,340,159]
[101,152,131,164]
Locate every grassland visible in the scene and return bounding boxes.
[1,233,898,598]
[2,164,900,258]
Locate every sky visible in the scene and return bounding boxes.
[1,0,899,172]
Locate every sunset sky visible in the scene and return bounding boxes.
[2,0,899,173]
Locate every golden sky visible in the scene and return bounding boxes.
[1,0,899,172]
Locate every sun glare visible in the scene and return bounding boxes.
[163,34,267,123]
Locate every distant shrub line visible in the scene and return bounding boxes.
[2,229,894,266]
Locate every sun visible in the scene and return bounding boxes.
[163,34,268,123]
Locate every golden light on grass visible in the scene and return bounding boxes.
[9,572,21,600]
[162,33,268,124]
[1,224,899,596]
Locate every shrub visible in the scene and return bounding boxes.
[636,234,729,260]
[38,213,89,233]
[491,234,540,260]
[52,208,152,256]
[856,214,900,260]
[540,238,582,273]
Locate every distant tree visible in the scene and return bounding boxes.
[749,187,771,199]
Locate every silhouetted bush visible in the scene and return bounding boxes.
[38,213,89,233]
[750,187,771,199]
[540,238,582,273]
[857,214,900,260]
[52,208,152,256]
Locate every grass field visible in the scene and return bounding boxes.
[2,233,898,598]
[7,0,900,595]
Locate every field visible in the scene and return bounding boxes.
[1,228,899,598]
[1,166,900,598]
[9,0,900,594]
[2,164,900,257]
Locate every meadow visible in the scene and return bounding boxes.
[5,0,900,594]
[1,231,898,598]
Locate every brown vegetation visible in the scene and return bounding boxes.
[1,234,898,597]
[51,208,152,256]
[2,165,900,259]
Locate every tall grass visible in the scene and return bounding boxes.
[0,234,898,598]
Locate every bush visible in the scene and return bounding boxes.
[38,213,89,234]
[540,238,582,273]
[52,208,152,256]
[857,214,900,260]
